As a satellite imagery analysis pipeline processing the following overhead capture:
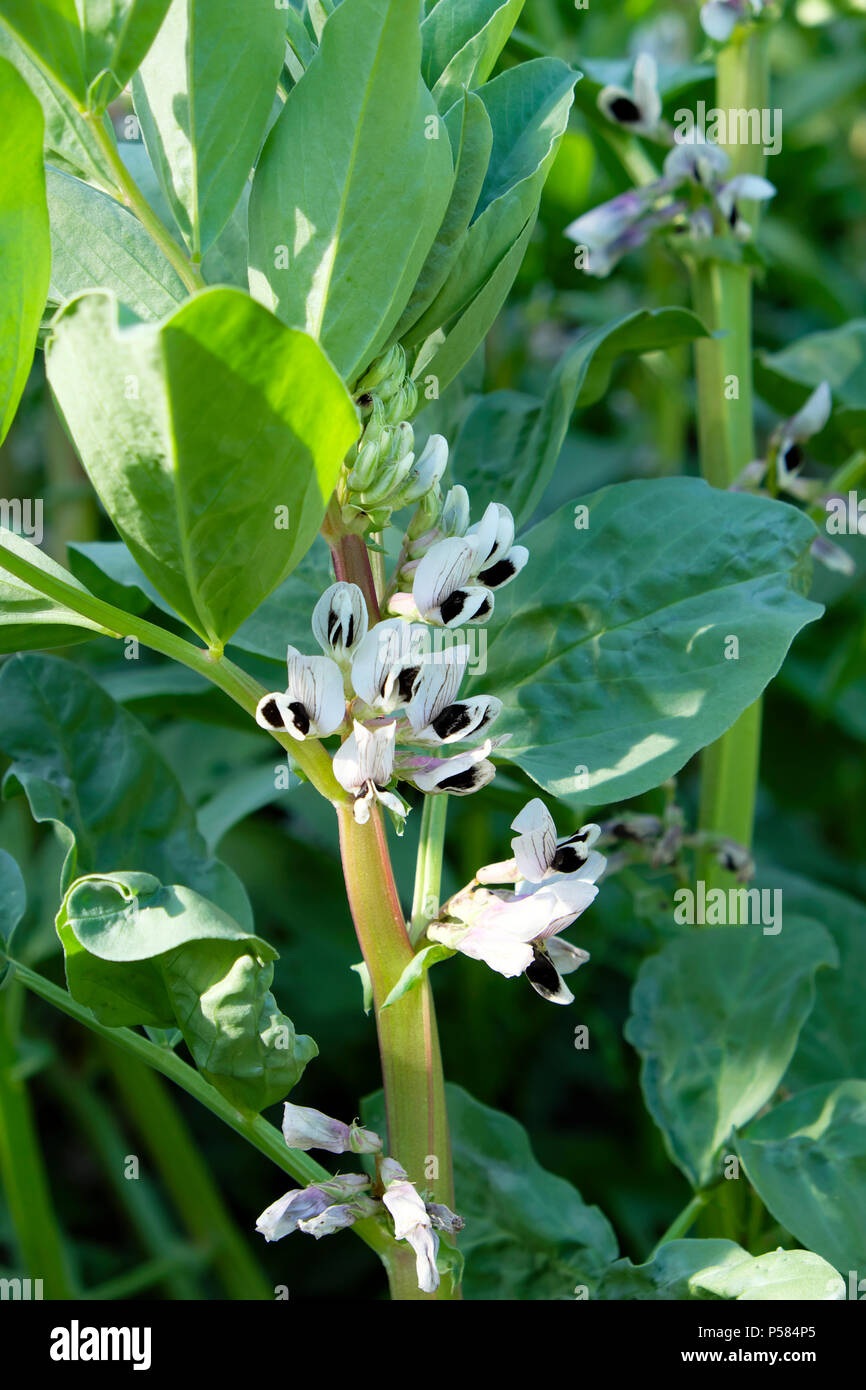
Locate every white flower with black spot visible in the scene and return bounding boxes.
[255,646,346,741]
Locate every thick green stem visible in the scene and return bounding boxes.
[337,804,456,1301]
[690,26,769,890]
[409,794,448,946]
[84,113,205,295]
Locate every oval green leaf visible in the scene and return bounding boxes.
[45,286,358,646]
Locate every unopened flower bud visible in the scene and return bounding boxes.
[383,378,418,422]
[399,434,448,505]
[359,451,416,506]
[440,485,470,538]
[355,343,405,397]
[348,439,384,490]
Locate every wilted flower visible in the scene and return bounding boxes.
[333,719,407,825]
[380,1158,443,1295]
[255,1173,373,1242]
[281,1102,382,1155]
[255,646,346,740]
[810,534,855,577]
[597,53,663,137]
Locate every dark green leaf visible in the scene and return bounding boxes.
[777,871,866,1091]
[0,849,26,952]
[473,478,822,808]
[625,917,837,1188]
[598,1239,844,1300]
[0,653,251,925]
[737,1081,866,1276]
[57,870,316,1113]
[754,320,866,463]
[452,307,708,524]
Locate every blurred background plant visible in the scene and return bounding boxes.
[1,0,865,1298]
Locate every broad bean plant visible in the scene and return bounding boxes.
[0,0,861,1304]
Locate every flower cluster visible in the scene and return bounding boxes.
[256,1103,463,1294]
[256,554,521,826]
[566,53,775,277]
[254,401,534,826]
[427,798,606,1004]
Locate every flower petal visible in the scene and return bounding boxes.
[510,797,557,880]
[312,582,368,661]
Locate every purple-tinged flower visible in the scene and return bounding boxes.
[810,534,855,577]
[428,876,596,1005]
[281,1102,382,1155]
[255,1174,372,1242]
[565,187,684,277]
[397,740,497,797]
[664,133,730,190]
[379,1158,442,1295]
